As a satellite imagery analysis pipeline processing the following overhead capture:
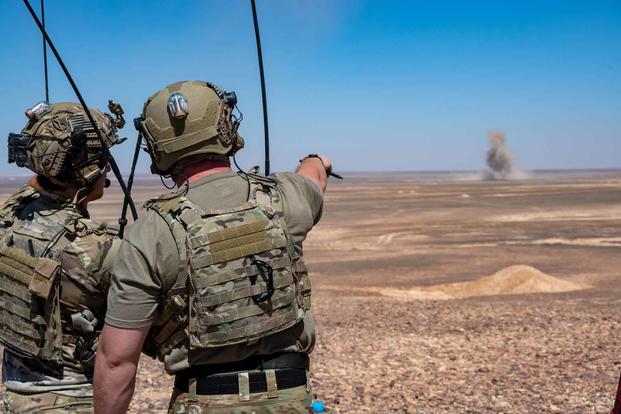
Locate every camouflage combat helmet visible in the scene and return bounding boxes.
[8,101,123,188]
[138,80,245,175]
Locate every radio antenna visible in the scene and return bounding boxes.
[250,0,270,176]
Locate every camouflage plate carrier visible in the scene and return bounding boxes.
[0,185,107,369]
[143,178,312,360]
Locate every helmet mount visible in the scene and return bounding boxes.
[136,80,244,176]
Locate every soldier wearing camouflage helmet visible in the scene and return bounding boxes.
[94,80,333,413]
[0,101,124,413]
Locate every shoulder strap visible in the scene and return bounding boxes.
[41,211,82,261]
[248,178,299,260]
[144,195,192,298]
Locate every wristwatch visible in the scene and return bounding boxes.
[300,153,323,165]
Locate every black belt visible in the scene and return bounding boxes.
[175,367,307,395]
[174,353,309,396]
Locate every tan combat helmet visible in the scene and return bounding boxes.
[8,101,123,189]
[138,80,245,175]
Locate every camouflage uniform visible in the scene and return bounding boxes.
[0,184,118,413]
[106,172,323,413]
[0,185,118,413]
[1,99,123,413]
[168,384,311,414]
[102,80,327,413]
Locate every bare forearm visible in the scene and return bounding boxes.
[296,158,328,194]
[94,324,149,414]
[94,347,138,414]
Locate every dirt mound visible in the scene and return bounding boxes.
[380,265,586,300]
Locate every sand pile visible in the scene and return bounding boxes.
[380,265,586,300]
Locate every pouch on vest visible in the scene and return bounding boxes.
[0,245,63,363]
[145,180,312,356]
[185,193,305,348]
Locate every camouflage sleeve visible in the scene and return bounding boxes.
[272,172,324,245]
[105,210,181,329]
[60,223,119,316]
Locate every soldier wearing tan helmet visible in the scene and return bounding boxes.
[94,80,334,413]
[0,102,124,413]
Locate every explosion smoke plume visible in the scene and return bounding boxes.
[486,130,514,180]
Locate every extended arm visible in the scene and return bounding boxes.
[93,324,150,414]
[295,154,332,195]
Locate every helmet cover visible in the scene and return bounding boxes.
[140,80,244,175]
[14,102,122,188]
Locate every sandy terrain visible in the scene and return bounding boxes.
[0,170,620,413]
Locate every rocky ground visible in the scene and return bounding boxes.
[310,290,620,413]
[0,171,620,413]
[126,289,621,413]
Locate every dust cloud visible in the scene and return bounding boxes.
[485,130,514,179]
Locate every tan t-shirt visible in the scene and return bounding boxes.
[105,171,323,374]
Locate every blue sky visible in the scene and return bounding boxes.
[0,0,619,174]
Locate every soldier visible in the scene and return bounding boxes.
[0,102,123,413]
[94,80,331,413]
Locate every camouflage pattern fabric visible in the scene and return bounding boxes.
[142,178,311,360]
[106,172,321,374]
[0,186,38,227]
[0,185,118,400]
[0,243,63,363]
[17,103,122,189]
[168,384,313,414]
[2,390,93,413]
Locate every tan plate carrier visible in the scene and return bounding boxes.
[0,245,62,363]
[143,178,312,360]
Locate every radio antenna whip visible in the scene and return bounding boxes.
[22,0,139,227]
[118,127,143,238]
[40,0,49,102]
[250,0,270,176]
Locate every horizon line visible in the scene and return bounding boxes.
[0,167,619,179]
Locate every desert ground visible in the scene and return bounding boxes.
[0,170,620,413]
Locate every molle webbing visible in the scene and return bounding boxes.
[200,306,300,344]
[197,288,296,326]
[0,245,62,362]
[195,272,294,307]
[189,220,288,270]
[151,295,187,357]
[143,178,312,355]
[193,256,291,289]
[183,181,306,348]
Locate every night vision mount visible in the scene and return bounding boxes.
[8,133,31,168]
